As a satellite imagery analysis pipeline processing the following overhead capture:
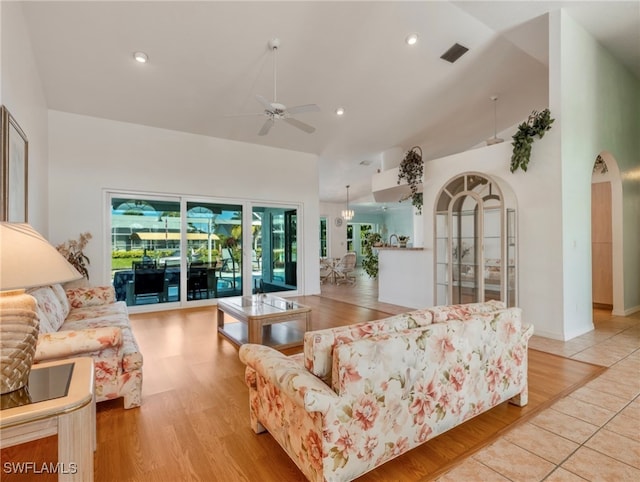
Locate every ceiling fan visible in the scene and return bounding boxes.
[230,38,320,136]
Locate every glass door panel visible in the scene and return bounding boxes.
[452,207,479,305]
[284,209,297,286]
[483,207,502,302]
[506,208,517,306]
[186,201,242,299]
[252,206,297,294]
[110,196,181,306]
[319,217,327,257]
[435,212,449,304]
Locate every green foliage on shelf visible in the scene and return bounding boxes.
[510,109,554,173]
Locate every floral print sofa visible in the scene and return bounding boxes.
[28,284,143,409]
[239,301,533,481]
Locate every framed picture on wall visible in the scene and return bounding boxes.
[1,105,29,222]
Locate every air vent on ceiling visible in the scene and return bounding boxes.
[440,43,469,63]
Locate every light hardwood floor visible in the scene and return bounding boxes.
[1,272,638,481]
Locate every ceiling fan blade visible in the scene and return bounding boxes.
[284,117,316,134]
[258,118,275,136]
[255,95,273,111]
[286,104,320,115]
[224,112,265,118]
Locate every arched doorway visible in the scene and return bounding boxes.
[591,152,624,315]
[434,172,517,307]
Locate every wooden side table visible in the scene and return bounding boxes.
[0,357,95,481]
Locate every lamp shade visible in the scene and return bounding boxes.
[0,223,82,291]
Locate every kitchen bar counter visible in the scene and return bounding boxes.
[378,247,429,309]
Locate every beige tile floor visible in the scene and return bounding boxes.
[435,308,640,481]
[321,271,640,481]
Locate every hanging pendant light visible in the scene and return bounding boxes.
[486,95,504,146]
[342,185,354,221]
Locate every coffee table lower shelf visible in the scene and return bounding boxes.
[218,320,307,349]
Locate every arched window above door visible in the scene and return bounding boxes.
[434,172,517,307]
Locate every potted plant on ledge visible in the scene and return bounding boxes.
[398,146,423,214]
[362,232,382,278]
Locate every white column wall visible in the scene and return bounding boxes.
[554,10,640,325]
[48,111,321,294]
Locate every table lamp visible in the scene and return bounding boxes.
[0,223,82,394]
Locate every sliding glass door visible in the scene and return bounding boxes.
[110,193,299,309]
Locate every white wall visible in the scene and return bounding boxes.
[48,111,321,295]
[554,10,640,322]
[0,2,49,232]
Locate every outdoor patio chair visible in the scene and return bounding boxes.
[220,248,238,290]
[133,259,157,270]
[188,263,209,300]
[126,267,168,305]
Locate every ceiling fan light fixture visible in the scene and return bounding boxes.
[133,51,148,63]
[228,37,319,136]
[405,33,419,46]
[342,185,354,221]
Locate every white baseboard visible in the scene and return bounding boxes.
[612,304,640,316]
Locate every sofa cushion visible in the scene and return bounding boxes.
[303,309,434,384]
[63,301,128,325]
[51,283,71,317]
[427,300,506,323]
[29,286,67,333]
[66,286,116,309]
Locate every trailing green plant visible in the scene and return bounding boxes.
[397,146,423,214]
[510,108,554,173]
[361,232,381,278]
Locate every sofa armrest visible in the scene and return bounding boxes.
[239,344,338,414]
[66,286,116,309]
[35,326,123,361]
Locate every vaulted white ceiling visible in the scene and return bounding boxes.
[20,1,640,206]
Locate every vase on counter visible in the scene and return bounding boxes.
[398,236,409,248]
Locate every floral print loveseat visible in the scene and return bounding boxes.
[28,284,143,409]
[239,301,532,481]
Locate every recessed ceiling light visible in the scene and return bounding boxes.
[133,51,149,63]
[405,33,419,46]
[335,107,345,116]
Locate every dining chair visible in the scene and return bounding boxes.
[320,258,334,284]
[334,252,357,285]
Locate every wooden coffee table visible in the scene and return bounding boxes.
[217,294,311,349]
